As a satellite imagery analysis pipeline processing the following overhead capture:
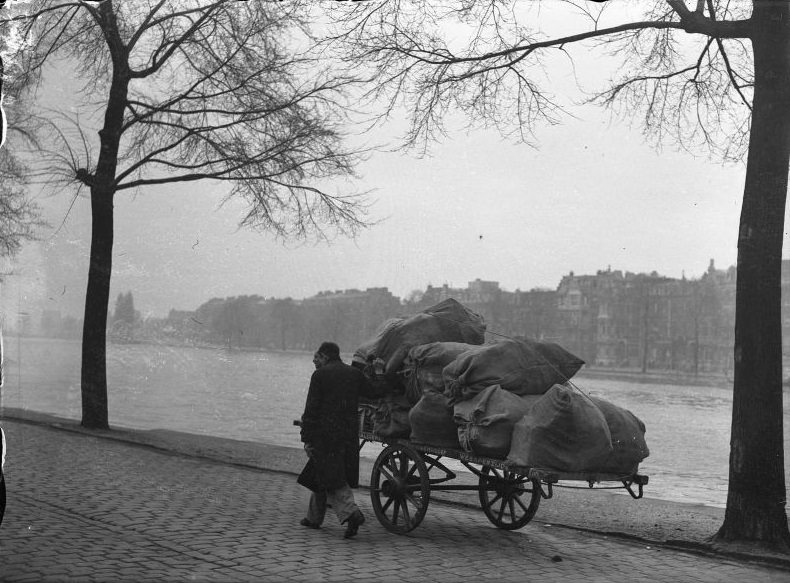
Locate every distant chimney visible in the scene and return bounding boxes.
[708,258,715,273]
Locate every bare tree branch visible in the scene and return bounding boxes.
[706,0,752,111]
[0,145,46,257]
[129,2,226,78]
[321,0,753,158]
[3,0,369,241]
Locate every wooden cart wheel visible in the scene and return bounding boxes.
[370,444,430,534]
[478,466,541,530]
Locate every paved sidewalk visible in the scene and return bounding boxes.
[1,419,789,582]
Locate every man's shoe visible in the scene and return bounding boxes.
[300,518,320,529]
[343,510,365,539]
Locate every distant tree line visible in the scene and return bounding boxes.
[35,291,139,341]
[108,292,140,342]
[142,289,403,353]
[31,269,744,377]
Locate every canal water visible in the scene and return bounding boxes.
[2,336,788,509]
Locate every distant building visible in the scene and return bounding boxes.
[554,261,736,373]
[412,261,740,375]
[509,288,557,342]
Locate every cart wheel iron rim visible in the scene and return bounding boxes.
[478,466,541,530]
[370,444,430,534]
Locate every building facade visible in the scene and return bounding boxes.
[411,261,740,375]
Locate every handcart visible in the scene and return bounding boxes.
[356,404,649,535]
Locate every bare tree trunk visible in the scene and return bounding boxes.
[79,0,128,430]
[81,189,113,429]
[716,0,790,548]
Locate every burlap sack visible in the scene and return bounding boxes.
[403,342,484,405]
[453,385,542,458]
[443,339,584,404]
[590,396,650,474]
[353,299,486,377]
[372,394,412,439]
[409,391,460,448]
[507,384,612,472]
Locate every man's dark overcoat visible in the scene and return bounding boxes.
[298,359,365,492]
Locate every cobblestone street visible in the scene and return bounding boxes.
[1,420,788,582]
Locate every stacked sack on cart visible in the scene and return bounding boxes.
[354,298,650,476]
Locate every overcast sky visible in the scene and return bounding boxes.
[0,3,763,320]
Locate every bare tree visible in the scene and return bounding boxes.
[323,0,789,549]
[0,0,370,429]
[0,148,42,258]
[0,26,43,260]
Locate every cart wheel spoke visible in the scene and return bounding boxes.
[385,458,400,476]
[403,491,424,511]
[496,497,507,522]
[400,499,412,526]
[508,498,518,522]
[400,452,411,476]
[378,465,397,483]
[513,494,529,514]
[483,492,503,512]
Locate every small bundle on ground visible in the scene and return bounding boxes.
[507,383,613,472]
[453,385,542,458]
[443,338,584,404]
